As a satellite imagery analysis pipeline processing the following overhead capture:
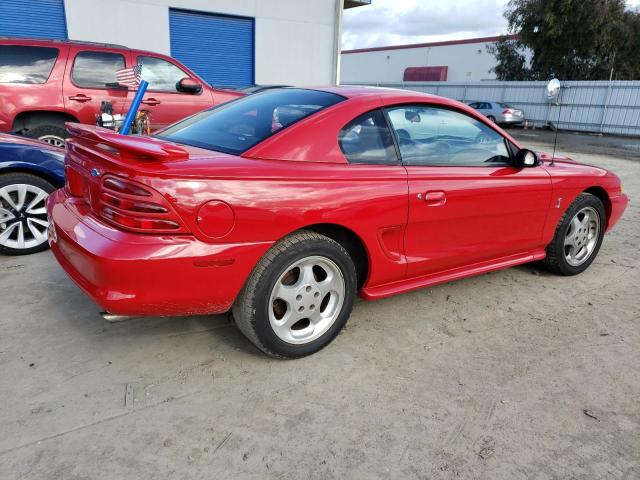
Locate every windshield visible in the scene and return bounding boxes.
[157,88,345,155]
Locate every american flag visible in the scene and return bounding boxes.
[115,63,142,88]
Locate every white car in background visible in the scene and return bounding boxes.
[467,101,525,127]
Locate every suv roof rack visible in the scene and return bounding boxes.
[0,37,129,49]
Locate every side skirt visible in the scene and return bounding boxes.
[361,249,547,300]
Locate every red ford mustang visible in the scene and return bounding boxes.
[48,87,628,358]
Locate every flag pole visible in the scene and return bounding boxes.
[120,79,149,135]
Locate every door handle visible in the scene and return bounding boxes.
[422,190,447,206]
[141,98,161,106]
[68,94,92,102]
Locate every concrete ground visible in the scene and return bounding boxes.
[1,135,638,479]
[510,128,640,161]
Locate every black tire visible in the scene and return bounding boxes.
[0,173,55,255]
[487,115,497,123]
[232,230,357,358]
[22,124,69,147]
[542,192,606,276]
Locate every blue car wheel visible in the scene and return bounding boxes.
[0,172,55,255]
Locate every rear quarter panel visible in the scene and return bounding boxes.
[0,140,65,187]
[136,159,410,289]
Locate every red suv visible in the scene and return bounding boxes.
[0,38,243,146]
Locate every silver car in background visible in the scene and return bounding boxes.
[467,101,525,126]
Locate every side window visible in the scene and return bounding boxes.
[385,105,511,166]
[138,56,189,92]
[338,110,398,165]
[71,51,125,88]
[0,45,58,84]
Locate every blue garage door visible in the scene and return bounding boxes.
[169,9,254,89]
[0,0,67,39]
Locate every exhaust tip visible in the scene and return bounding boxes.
[100,312,136,323]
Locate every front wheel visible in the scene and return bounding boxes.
[543,193,606,275]
[232,230,357,358]
[0,173,54,255]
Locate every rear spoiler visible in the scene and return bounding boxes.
[65,123,189,160]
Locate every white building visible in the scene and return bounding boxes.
[0,0,371,87]
[341,35,517,84]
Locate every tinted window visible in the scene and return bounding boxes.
[386,105,510,166]
[158,89,344,155]
[0,45,58,84]
[72,51,125,88]
[138,56,188,92]
[338,110,398,165]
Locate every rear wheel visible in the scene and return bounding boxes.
[0,173,54,255]
[543,193,605,275]
[487,115,497,123]
[23,124,69,148]
[232,230,357,358]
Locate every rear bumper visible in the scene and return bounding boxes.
[500,114,525,125]
[47,189,272,316]
[607,193,629,231]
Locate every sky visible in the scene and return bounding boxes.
[342,0,640,50]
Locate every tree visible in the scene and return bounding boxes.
[486,39,530,81]
[489,0,640,80]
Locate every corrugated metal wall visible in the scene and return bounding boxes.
[344,81,640,137]
[169,9,254,89]
[0,0,67,40]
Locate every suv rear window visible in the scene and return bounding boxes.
[71,51,125,88]
[158,88,345,155]
[0,45,58,84]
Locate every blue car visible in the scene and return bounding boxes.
[0,133,65,255]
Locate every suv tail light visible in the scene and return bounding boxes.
[98,175,187,233]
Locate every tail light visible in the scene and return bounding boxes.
[65,165,86,197]
[503,109,514,115]
[98,175,187,233]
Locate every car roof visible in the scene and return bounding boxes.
[0,37,173,58]
[0,37,128,50]
[242,85,524,164]
[313,85,442,101]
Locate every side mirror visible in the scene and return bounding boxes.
[514,149,538,168]
[177,77,202,94]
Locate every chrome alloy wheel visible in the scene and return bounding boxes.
[0,184,50,251]
[268,255,345,344]
[564,206,601,267]
[38,135,66,148]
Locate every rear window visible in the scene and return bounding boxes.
[0,45,58,84]
[158,88,345,155]
[71,51,125,88]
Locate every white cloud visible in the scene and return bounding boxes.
[342,0,510,50]
[343,0,640,50]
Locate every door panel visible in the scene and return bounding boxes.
[384,103,552,278]
[405,166,552,277]
[136,55,213,130]
[63,48,133,125]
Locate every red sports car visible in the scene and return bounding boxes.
[47,87,628,358]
